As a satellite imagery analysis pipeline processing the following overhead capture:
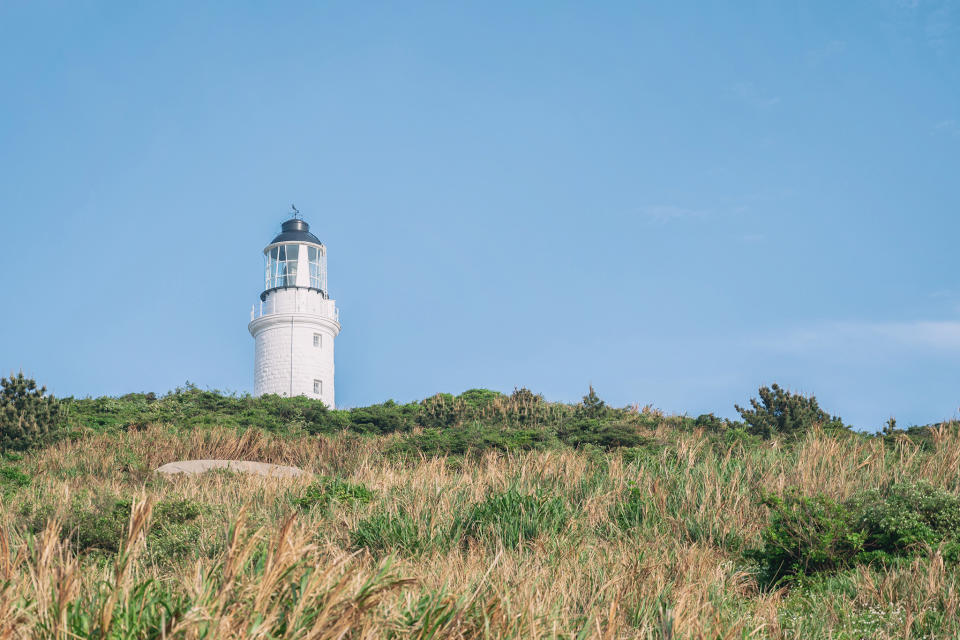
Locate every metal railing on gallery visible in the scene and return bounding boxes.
[250,299,339,323]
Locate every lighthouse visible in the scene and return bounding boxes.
[249,215,341,407]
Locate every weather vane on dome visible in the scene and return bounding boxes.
[290,204,300,220]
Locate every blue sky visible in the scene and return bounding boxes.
[1,2,958,429]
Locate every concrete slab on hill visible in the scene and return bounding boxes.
[155,459,306,478]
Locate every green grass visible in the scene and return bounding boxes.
[294,475,375,511]
[459,488,571,550]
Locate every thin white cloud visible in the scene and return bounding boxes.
[805,40,847,66]
[727,82,781,108]
[638,205,708,224]
[876,321,960,350]
[892,0,957,54]
[925,3,956,52]
[935,119,960,137]
[754,320,960,354]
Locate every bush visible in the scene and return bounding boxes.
[148,499,205,563]
[459,489,570,549]
[735,384,845,439]
[26,494,204,560]
[750,482,960,586]
[561,387,651,449]
[0,373,62,451]
[619,441,663,466]
[154,499,204,524]
[419,388,552,430]
[390,424,557,457]
[294,476,374,510]
[723,426,763,447]
[67,495,133,554]
[343,400,418,435]
[0,465,30,497]
[558,418,645,449]
[848,482,960,556]
[458,388,505,409]
[693,413,728,432]
[503,387,550,425]
[577,386,609,419]
[748,489,862,585]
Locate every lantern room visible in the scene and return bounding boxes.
[260,218,327,300]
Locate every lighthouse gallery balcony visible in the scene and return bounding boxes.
[250,288,340,323]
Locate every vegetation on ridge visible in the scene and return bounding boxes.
[10,375,871,454]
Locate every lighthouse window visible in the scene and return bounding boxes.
[313,379,321,394]
[308,246,325,292]
[265,244,299,289]
[313,333,321,348]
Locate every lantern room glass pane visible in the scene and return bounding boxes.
[308,246,322,290]
[264,243,301,289]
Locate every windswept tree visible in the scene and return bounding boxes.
[735,383,845,439]
[0,372,62,451]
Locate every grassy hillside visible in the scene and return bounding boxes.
[1,383,959,638]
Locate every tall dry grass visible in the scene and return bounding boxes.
[1,423,959,638]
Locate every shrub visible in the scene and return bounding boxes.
[723,426,763,447]
[457,388,505,409]
[693,413,728,432]
[558,418,645,449]
[154,499,204,524]
[577,386,608,419]
[505,387,549,425]
[26,494,204,559]
[556,386,648,450]
[148,499,206,563]
[735,384,845,439]
[459,489,570,549]
[418,393,461,429]
[849,482,960,557]
[749,489,863,585]
[750,482,960,586]
[418,387,552,430]
[67,495,133,553]
[343,400,418,434]
[294,476,374,511]
[390,424,556,457]
[0,372,62,451]
[0,465,30,497]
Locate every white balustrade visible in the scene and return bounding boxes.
[250,289,339,323]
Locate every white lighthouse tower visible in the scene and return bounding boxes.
[248,214,341,407]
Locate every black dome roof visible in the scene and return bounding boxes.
[270,218,322,245]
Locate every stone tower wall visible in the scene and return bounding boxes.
[249,287,340,408]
